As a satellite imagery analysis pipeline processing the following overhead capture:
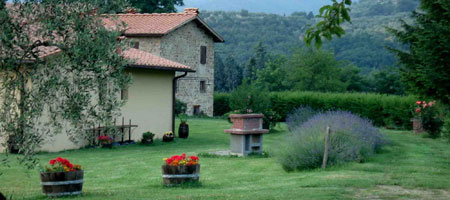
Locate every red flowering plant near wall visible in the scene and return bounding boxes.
[98,135,113,144]
[163,153,199,167]
[413,100,444,138]
[44,157,82,172]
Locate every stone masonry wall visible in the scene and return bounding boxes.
[160,22,215,116]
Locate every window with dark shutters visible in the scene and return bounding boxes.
[193,105,201,115]
[200,46,207,64]
[200,81,206,93]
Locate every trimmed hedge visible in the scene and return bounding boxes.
[214,92,416,129]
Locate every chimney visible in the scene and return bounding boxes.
[184,8,199,14]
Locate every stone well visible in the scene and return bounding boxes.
[224,114,269,156]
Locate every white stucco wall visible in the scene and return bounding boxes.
[1,68,175,153]
[120,68,174,140]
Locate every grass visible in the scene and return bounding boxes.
[1,118,449,200]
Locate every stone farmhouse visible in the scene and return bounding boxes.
[1,8,223,152]
[105,8,224,117]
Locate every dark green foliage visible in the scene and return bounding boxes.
[215,55,242,92]
[141,131,155,144]
[129,0,184,13]
[443,112,450,142]
[229,82,278,129]
[214,92,416,129]
[370,66,407,95]
[175,99,187,115]
[213,93,230,116]
[388,0,450,105]
[284,48,348,92]
[305,0,352,48]
[203,4,407,78]
[254,55,289,91]
[0,0,130,167]
[418,104,445,138]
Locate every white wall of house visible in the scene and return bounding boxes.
[119,68,174,140]
[1,68,175,153]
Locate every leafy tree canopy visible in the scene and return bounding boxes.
[388,0,450,104]
[129,0,184,13]
[0,0,130,167]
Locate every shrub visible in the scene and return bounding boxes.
[142,132,155,144]
[443,112,450,142]
[175,99,187,115]
[215,91,416,129]
[229,82,279,129]
[214,93,230,116]
[414,101,444,138]
[277,111,384,171]
[286,106,321,131]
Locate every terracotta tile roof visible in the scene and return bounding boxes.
[123,48,194,72]
[103,8,224,42]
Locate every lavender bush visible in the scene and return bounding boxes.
[278,111,385,171]
[286,106,320,131]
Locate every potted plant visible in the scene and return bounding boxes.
[163,131,174,142]
[162,153,200,185]
[98,135,113,148]
[40,157,83,197]
[142,131,155,144]
[178,114,189,139]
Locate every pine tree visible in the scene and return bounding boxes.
[388,0,450,104]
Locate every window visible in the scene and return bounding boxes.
[200,81,206,93]
[133,42,140,49]
[200,46,207,64]
[121,89,128,101]
[193,105,201,115]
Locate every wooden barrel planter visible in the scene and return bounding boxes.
[40,171,83,197]
[162,165,200,185]
[178,123,189,139]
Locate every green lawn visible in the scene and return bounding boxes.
[1,118,449,200]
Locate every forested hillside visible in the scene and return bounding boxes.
[202,0,419,74]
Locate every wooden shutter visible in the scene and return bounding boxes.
[200,46,207,64]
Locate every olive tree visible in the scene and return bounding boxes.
[0,0,130,168]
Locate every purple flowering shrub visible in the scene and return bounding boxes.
[278,111,385,171]
[286,106,320,131]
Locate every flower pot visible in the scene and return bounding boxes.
[163,135,174,142]
[142,138,154,144]
[178,123,189,139]
[40,170,83,197]
[101,143,113,148]
[412,118,424,134]
[161,165,200,185]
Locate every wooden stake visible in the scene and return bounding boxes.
[322,126,330,169]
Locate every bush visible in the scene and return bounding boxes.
[286,106,320,131]
[414,101,444,138]
[277,111,384,171]
[214,93,230,116]
[229,82,279,129]
[444,112,450,142]
[141,132,155,144]
[271,92,415,129]
[175,99,187,115]
[215,92,416,129]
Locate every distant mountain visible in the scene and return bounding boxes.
[199,0,419,73]
[178,0,360,15]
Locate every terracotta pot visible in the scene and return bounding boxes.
[412,118,424,134]
[178,123,189,139]
[161,165,200,185]
[40,170,83,197]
